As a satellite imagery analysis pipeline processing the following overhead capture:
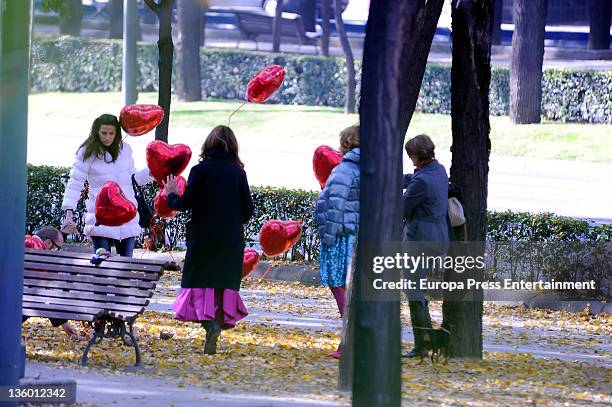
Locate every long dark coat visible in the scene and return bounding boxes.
[167,149,254,290]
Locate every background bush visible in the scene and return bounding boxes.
[27,165,611,295]
[30,37,612,123]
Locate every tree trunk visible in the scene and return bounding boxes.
[443,0,493,359]
[492,0,503,45]
[273,0,284,53]
[334,0,355,114]
[321,0,330,56]
[0,0,32,389]
[109,0,123,39]
[588,0,611,50]
[144,0,175,142]
[177,0,202,101]
[509,0,547,124]
[59,0,83,36]
[348,0,443,404]
[301,0,316,32]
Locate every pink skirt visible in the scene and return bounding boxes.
[172,288,248,329]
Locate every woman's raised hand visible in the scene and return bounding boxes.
[163,174,178,195]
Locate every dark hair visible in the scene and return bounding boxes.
[200,125,244,169]
[35,226,63,249]
[339,125,360,154]
[405,134,435,162]
[79,114,123,162]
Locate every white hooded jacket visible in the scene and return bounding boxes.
[61,142,153,241]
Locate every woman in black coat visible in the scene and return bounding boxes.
[164,125,254,355]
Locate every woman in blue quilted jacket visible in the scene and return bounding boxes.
[314,125,360,359]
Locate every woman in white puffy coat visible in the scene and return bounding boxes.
[61,114,153,257]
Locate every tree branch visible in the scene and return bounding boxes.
[143,0,160,14]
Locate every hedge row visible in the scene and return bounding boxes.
[30,37,612,123]
[27,164,610,252]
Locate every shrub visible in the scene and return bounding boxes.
[30,37,612,123]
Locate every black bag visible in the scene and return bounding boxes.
[132,175,153,229]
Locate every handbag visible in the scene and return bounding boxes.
[131,174,153,229]
[448,196,466,227]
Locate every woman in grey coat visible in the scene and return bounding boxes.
[402,134,450,358]
[314,125,360,359]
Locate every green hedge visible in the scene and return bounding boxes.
[30,37,612,123]
[27,164,610,251]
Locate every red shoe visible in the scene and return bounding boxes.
[327,350,341,359]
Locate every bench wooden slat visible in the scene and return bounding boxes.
[25,248,172,268]
[23,287,150,306]
[26,253,165,273]
[22,308,98,322]
[25,270,156,290]
[23,295,146,314]
[24,278,154,298]
[24,261,159,281]
[22,301,128,318]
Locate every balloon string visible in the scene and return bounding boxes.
[227,102,246,127]
[254,261,275,289]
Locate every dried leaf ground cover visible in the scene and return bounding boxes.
[22,275,611,406]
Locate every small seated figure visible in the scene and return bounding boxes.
[23,226,91,341]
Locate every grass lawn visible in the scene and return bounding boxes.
[29,92,612,163]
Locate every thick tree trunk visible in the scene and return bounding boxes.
[334,0,355,114]
[588,0,611,50]
[273,0,284,53]
[443,0,493,359]
[348,1,443,404]
[144,0,175,142]
[0,0,32,389]
[177,0,202,101]
[492,0,503,45]
[509,0,547,124]
[108,0,123,39]
[321,0,330,56]
[59,0,83,36]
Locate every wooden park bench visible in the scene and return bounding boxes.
[232,10,320,52]
[22,248,170,367]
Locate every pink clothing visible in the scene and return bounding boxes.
[173,288,248,329]
[330,286,346,317]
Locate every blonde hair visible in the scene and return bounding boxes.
[339,125,360,154]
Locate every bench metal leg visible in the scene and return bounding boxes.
[81,319,141,367]
[81,321,105,367]
[121,321,142,367]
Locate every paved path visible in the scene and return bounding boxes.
[27,119,612,223]
[150,280,612,366]
[23,362,346,407]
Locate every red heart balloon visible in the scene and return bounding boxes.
[247,65,286,103]
[259,220,302,257]
[242,249,260,278]
[146,140,192,184]
[95,181,137,227]
[313,146,343,188]
[260,220,288,257]
[25,235,45,250]
[280,220,302,248]
[154,176,187,218]
[120,104,164,137]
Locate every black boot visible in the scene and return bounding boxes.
[201,320,221,355]
[402,300,432,358]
